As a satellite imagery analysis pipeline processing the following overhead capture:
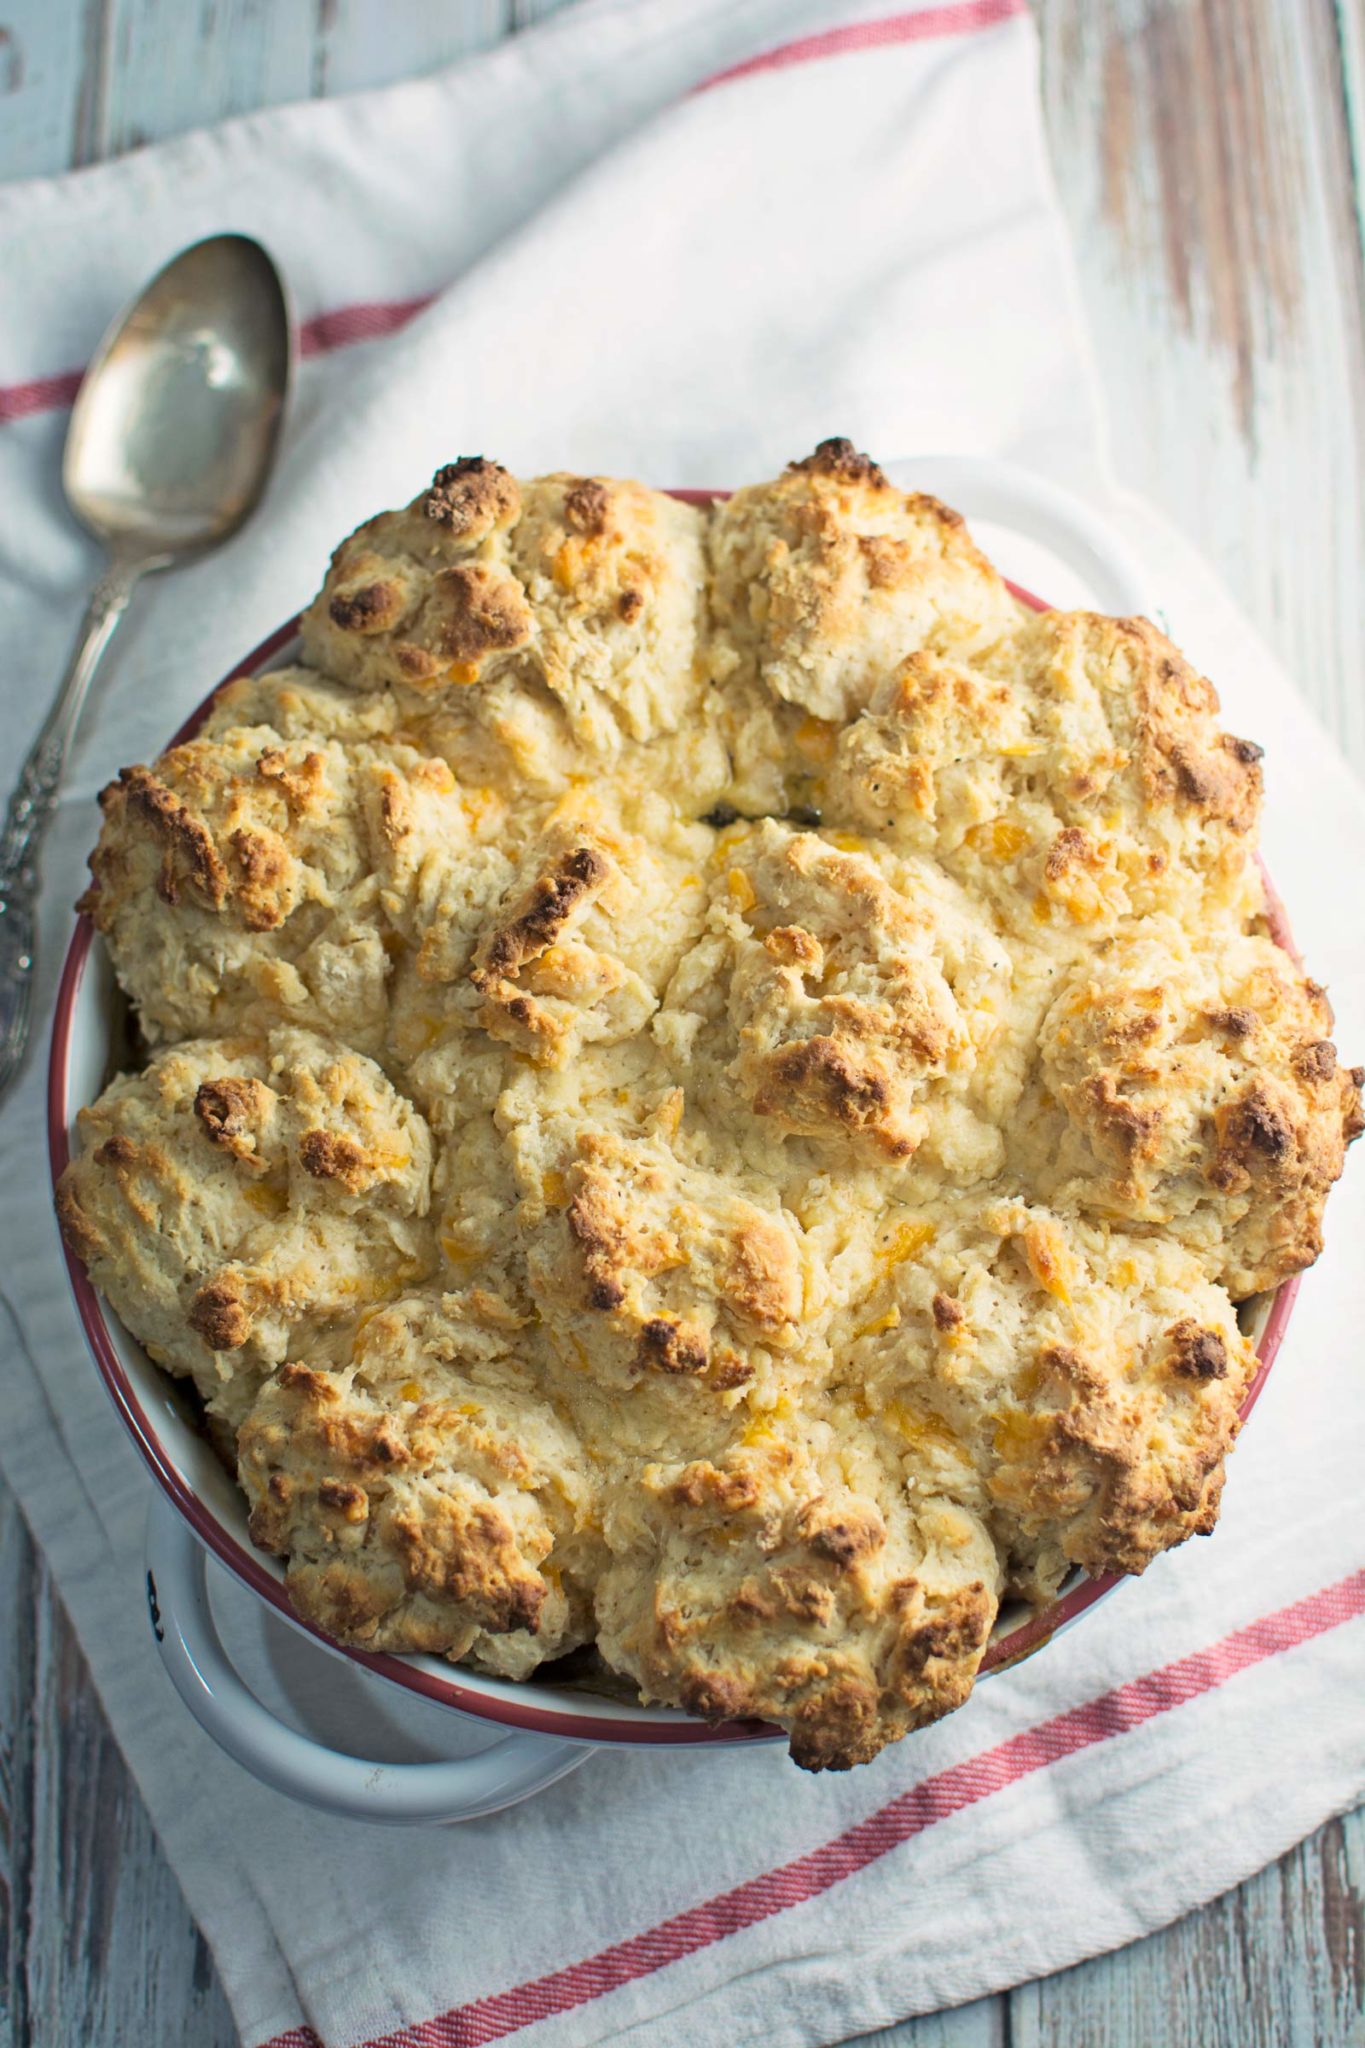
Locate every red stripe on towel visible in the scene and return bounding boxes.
[259,1568,1365,2048]
[0,1,1026,428]
[0,367,85,425]
[297,295,434,357]
[695,0,1027,92]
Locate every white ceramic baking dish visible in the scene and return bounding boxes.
[47,458,1299,1823]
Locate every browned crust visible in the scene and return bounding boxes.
[765,923,823,970]
[54,1176,103,1266]
[317,1477,369,1522]
[187,1272,255,1351]
[1045,825,1101,882]
[429,562,533,664]
[565,1163,680,1313]
[390,1497,545,1635]
[101,765,229,915]
[721,1212,803,1328]
[227,827,290,931]
[1208,1079,1297,1188]
[857,534,911,588]
[194,1076,274,1160]
[677,1669,755,1722]
[255,748,328,814]
[752,1035,914,1156]
[630,1453,997,1770]
[666,1460,762,1514]
[298,1129,372,1193]
[1293,1037,1338,1083]
[931,1291,964,1331]
[785,1677,886,1771]
[566,1179,627,1311]
[797,1500,886,1566]
[563,477,611,536]
[1166,1320,1229,1380]
[988,1329,1247,1576]
[396,644,442,682]
[473,843,608,990]
[329,580,403,634]
[878,1579,994,1706]
[422,457,520,536]
[241,1358,554,1648]
[1078,1071,1164,1170]
[1040,931,1361,1292]
[1119,619,1263,832]
[1347,1069,1365,1142]
[277,1360,340,1403]
[787,438,888,489]
[633,1315,710,1375]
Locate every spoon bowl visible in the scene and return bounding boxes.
[64,233,290,557]
[0,231,291,1106]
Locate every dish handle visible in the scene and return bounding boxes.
[144,1492,592,1825]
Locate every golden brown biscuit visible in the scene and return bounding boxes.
[303,462,715,767]
[708,439,1022,724]
[1014,921,1364,1295]
[507,474,710,749]
[830,610,1263,942]
[79,709,392,1048]
[238,1293,601,1677]
[386,785,711,1100]
[301,458,529,696]
[833,1196,1256,1587]
[511,1103,807,1397]
[656,818,1027,1183]
[60,443,1359,1771]
[56,1029,434,1426]
[595,1425,999,1770]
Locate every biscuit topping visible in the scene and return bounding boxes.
[58,446,1359,1770]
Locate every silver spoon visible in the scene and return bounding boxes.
[0,232,291,1104]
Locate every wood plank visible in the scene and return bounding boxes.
[0,0,106,178]
[0,1476,38,2048]
[1014,3,1365,2028]
[95,0,316,161]
[310,0,514,99]
[1333,0,1365,255]
[510,0,578,25]
[90,0,577,157]
[0,1486,237,2048]
[1032,0,1365,773]
[0,0,576,183]
[1008,1809,1365,2047]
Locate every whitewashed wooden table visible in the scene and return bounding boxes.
[1,3,1363,2045]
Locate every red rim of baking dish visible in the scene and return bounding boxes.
[46,532,1302,1746]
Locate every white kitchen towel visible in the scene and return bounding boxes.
[1,4,1362,2046]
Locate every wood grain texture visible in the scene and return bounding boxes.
[310,1,516,98]
[1008,1815,1365,2048]
[0,1,1363,2046]
[0,0,95,179]
[0,1489,238,2048]
[1034,0,1365,774]
[0,0,572,175]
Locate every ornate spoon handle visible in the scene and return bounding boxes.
[0,559,145,1106]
